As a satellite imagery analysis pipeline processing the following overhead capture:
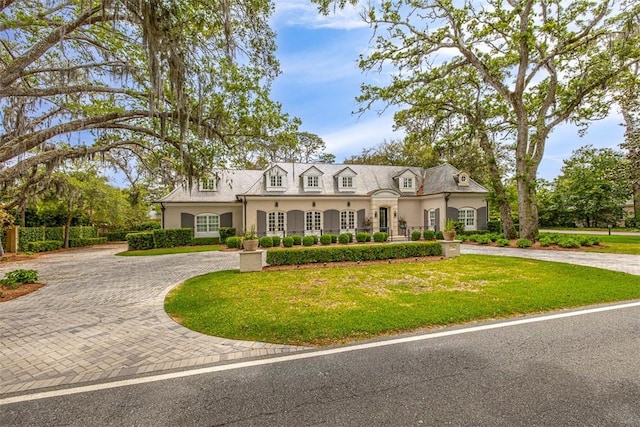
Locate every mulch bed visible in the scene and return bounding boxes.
[0,283,45,302]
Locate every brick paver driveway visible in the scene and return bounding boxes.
[0,244,302,395]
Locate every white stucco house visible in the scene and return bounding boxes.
[158,163,490,238]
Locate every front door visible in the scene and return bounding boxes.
[379,207,388,233]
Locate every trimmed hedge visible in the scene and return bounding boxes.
[373,232,388,242]
[302,235,315,246]
[356,232,371,243]
[320,234,332,245]
[266,242,443,266]
[152,228,193,248]
[126,232,155,251]
[219,227,236,243]
[291,234,302,245]
[192,237,220,245]
[105,230,130,241]
[423,230,435,240]
[271,235,281,247]
[410,230,422,241]
[18,226,98,251]
[26,240,63,253]
[283,236,294,247]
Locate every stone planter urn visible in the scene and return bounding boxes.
[243,239,259,251]
[443,231,456,241]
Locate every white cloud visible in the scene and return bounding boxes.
[320,114,404,160]
[272,0,368,30]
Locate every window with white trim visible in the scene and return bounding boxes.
[268,211,285,234]
[200,177,217,191]
[307,176,319,188]
[195,214,220,236]
[458,208,476,231]
[402,177,413,189]
[428,210,436,229]
[342,176,353,188]
[270,174,282,187]
[305,211,322,233]
[340,210,355,231]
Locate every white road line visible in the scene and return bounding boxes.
[2,300,639,406]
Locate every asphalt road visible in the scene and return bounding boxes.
[2,302,639,426]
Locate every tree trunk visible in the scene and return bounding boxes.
[0,237,4,257]
[64,217,72,249]
[516,173,539,240]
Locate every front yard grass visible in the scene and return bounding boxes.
[584,235,640,255]
[117,245,221,256]
[165,254,640,346]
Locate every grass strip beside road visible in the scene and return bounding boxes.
[117,245,222,256]
[165,254,640,346]
[584,235,640,255]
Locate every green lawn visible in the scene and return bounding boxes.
[165,255,640,346]
[117,245,222,256]
[585,235,640,254]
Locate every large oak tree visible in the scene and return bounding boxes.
[314,0,640,239]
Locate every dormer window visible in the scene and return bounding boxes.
[200,177,217,191]
[457,172,470,187]
[301,166,324,192]
[394,169,417,193]
[265,165,287,191]
[335,167,357,192]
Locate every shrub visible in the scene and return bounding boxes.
[259,236,274,248]
[558,237,580,248]
[291,234,302,245]
[539,237,553,247]
[476,234,492,245]
[516,238,532,248]
[191,237,220,245]
[271,235,281,247]
[126,232,155,251]
[330,234,338,243]
[496,238,510,247]
[105,230,130,241]
[1,269,38,287]
[312,235,319,244]
[152,229,193,248]
[486,220,502,233]
[423,230,435,240]
[488,233,502,242]
[219,227,236,243]
[26,240,63,253]
[373,232,388,242]
[320,234,332,245]
[226,236,242,249]
[302,236,315,246]
[338,233,353,244]
[131,221,161,231]
[266,242,443,266]
[457,234,469,242]
[410,230,422,241]
[356,232,371,243]
[435,231,444,240]
[283,236,294,247]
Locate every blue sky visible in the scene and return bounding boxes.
[269,0,626,181]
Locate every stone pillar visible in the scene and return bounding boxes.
[439,240,461,258]
[239,250,266,272]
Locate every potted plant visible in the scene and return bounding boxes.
[242,225,259,251]
[443,219,457,241]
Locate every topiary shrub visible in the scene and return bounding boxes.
[435,231,444,240]
[312,235,319,244]
[291,234,302,245]
[283,236,294,247]
[320,234,332,245]
[219,227,236,243]
[330,234,338,243]
[356,232,371,243]
[302,235,315,246]
[516,238,532,248]
[259,236,273,248]
[225,236,242,249]
[496,238,510,247]
[271,235,281,247]
[338,233,352,244]
[410,230,421,241]
[373,232,388,242]
[423,230,435,240]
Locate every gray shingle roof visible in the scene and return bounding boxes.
[158,162,488,202]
